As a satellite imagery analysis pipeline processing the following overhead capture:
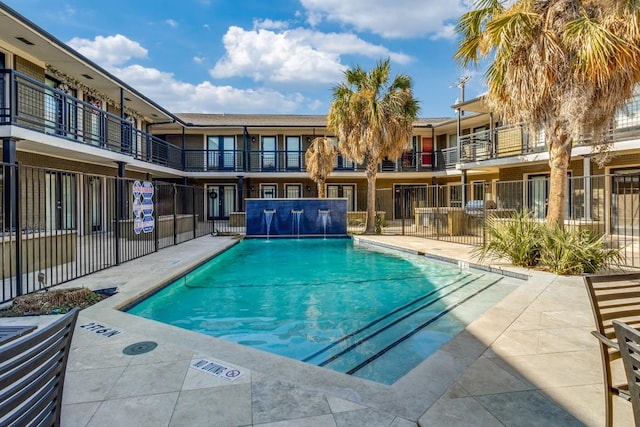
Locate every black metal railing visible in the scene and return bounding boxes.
[0,162,215,303]
[0,70,182,169]
[182,148,436,173]
[372,174,639,268]
[455,99,640,167]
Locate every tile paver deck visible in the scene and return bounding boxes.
[1,235,634,426]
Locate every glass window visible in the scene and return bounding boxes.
[285,184,301,198]
[326,184,356,211]
[261,184,277,199]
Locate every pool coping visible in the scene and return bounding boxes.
[68,234,539,422]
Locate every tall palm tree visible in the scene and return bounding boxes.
[455,0,640,227]
[305,136,337,198]
[327,58,420,234]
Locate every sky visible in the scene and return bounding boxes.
[3,0,486,119]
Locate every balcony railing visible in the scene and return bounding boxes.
[456,99,640,166]
[0,69,182,169]
[183,149,435,173]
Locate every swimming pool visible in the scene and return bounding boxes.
[127,238,517,384]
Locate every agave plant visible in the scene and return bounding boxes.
[539,227,622,275]
[475,210,543,267]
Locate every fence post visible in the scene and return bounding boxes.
[14,163,22,296]
[400,186,405,236]
[173,184,177,246]
[153,180,159,252]
[114,177,121,265]
[192,185,197,240]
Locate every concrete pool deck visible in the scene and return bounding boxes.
[1,235,634,426]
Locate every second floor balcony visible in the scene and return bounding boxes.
[454,96,640,168]
[6,68,639,175]
[183,148,437,173]
[0,69,183,169]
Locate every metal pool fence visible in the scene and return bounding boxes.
[0,163,214,303]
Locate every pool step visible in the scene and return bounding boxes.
[301,273,475,365]
[303,273,501,371]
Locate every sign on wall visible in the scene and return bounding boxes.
[132,180,154,234]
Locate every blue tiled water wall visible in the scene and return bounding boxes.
[245,198,347,237]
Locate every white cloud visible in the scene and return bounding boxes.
[300,0,466,39]
[210,26,412,85]
[165,19,178,28]
[193,56,205,64]
[112,64,312,114]
[68,34,147,66]
[253,19,289,31]
[67,34,321,113]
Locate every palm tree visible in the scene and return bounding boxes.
[327,58,420,234]
[455,0,640,227]
[305,136,337,198]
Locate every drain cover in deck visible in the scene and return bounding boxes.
[123,341,157,355]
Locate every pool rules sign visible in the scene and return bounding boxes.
[132,180,154,235]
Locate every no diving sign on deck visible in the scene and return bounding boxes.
[191,359,245,382]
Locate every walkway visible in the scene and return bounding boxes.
[0,235,633,426]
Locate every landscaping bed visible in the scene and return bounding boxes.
[0,287,115,317]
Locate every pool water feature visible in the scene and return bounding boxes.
[127,239,518,384]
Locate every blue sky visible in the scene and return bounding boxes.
[4,0,485,118]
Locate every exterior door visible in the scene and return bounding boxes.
[88,176,102,232]
[262,136,277,170]
[208,136,236,170]
[327,184,355,211]
[528,175,548,219]
[207,184,236,219]
[611,170,640,235]
[46,171,76,230]
[44,77,63,135]
[286,136,301,170]
[421,137,433,167]
[0,52,4,118]
[394,185,425,219]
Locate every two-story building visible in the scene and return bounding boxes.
[1,1,639,301]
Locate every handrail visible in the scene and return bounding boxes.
[0,69,182,169]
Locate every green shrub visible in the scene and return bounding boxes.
[475,210,543,267]
[476,210,622,274]
[539,227,621,275]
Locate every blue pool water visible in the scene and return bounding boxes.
[127,239,512,384]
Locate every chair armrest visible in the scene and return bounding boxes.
[591,330,619,351]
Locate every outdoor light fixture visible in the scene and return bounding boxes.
[306,185,311,192]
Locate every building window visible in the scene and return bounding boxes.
[261,184,277,199]
[285,184,301,198]
[327,184,356,211]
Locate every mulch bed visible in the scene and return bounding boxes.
[0,287,112,317]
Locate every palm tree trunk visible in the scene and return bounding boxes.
[318,180,325,198]
[546,128,572,228]
[365,159,377,234]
